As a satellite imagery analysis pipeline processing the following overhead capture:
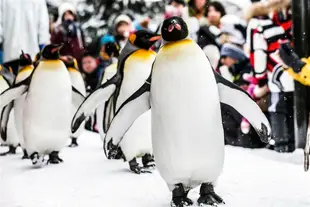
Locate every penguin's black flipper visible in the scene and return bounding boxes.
[0,77,30,108]
[213,70,271,143]
[72,86,86,109]
[71,74,120,134]
[103,78,151,158]
[0,102,14,142]
[1,65,15,86]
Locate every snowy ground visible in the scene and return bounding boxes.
[1,130,310,207]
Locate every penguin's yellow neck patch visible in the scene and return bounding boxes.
[130,49,156,60]
[19,65,34,74]
[162,39,193,50]
[39,60,65,70]
[68,67,79,73]
[124,49,156,72]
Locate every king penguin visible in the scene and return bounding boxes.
[13,51,35,159]
[98,17,271,206]
[60,56,86,147]
[71,30,160,173]
[0,44,85,166]
[0,64,17,156]
[95,42,119,143]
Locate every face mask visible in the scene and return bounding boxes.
[123,31,130,38]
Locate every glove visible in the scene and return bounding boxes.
[279,42,306,73]
[39,44,45,51]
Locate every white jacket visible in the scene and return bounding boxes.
[0,0,50,62]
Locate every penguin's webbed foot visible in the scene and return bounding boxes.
[47,151,63,164]
[198,183,224,206]
[171,183,193,207]
[142,153,156,169]
[68,137,78,148]
[22,149,29,159]
[0,145,17,156]
[171,197,193,207]
[129,158,152,174]
[30,152,45,167]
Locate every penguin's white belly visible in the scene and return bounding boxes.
[6,109,20,147]
[116,50,155,109]
[14,69,33,147]
[120,110,152,161]
[151,41,225,190]
[14,95,26,147]
[70,71,86,138]
[23,68,72,154]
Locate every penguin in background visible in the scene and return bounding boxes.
[0,64,17,156]
[13,51,35,159]
[96,42,119,141]
[99,17,271,206]
[72,30,161,174]
[60,56,86,147]
[0,44,85,166]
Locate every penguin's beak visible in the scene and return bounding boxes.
[21,50,27,59]
[168,23,181,32]
[149,35,161,42]
[51,44,64,54]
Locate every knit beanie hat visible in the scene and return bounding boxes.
[220,43,247,61]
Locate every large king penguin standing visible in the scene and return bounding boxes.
[100,17,271,206]
[72,30,160,173]
[0,44,78,166]
[14,52,34,159]
[60,56,86,147]
[23,45,72,165]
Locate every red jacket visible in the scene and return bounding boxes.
[51,23,85,63]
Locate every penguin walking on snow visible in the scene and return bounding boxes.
[0,64,17,156]
[97,17,271,206]
[60,56,86,147]
[0,44,85,166]
[13,51,35,159]
[71,30,160,174]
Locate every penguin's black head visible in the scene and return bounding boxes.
[60,56,78,69]
[105,42,120,58]
[128,30,161,50]
[19,51,32,67]
[161,16,188,42]
[41,44,64,60]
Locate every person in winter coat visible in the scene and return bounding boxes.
[197,1,226,69]
[248,6,294,153]
[205,1,226,28]
[0,0,50,75]
[187,0,208,25]
[81,52,103,95]
[113,14,134,50]
[98,35,118,71]
[51,3,85,63]
[219,43,266,148]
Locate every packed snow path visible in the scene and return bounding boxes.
[1,131,310,207]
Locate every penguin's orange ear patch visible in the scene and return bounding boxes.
[149,35,161,42]
[129,34,136,44]
[51,47,59,53]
